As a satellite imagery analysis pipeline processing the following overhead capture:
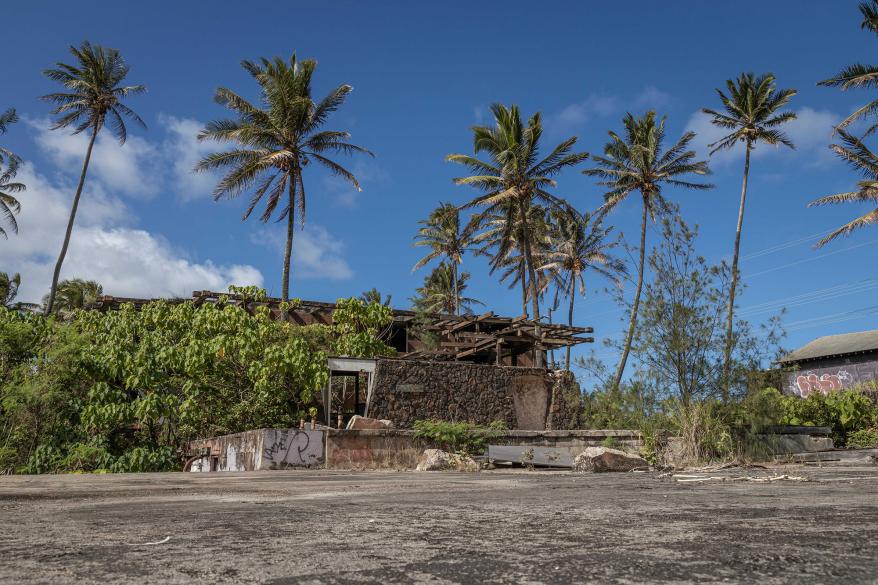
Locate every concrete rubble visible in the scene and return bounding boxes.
[416,449,480,472]
[573,446,649,472]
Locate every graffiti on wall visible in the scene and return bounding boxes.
[790,370,854,397]
[260,429,324,469]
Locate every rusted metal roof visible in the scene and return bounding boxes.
[778,329,878,364]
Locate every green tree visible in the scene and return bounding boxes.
[541,210,625,370]
[412,202,475,315]
[702,72,796,399]
[359,288,392,306]
[196,54,372,300]
[0,108,25,239]
[412,262,482,315]
[447,103,588,366]
[471,201,552,318]
[818,0,878,134]
[41,42,145,314]
[0,272,38,311]
[584,111,712,389]
[43,278,103,315]
[808,130,878,244]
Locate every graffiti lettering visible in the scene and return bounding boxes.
[261,429,323,468]
[791,370,854,397]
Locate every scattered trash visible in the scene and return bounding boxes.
[128,536,171,546]
[671,474,807,483]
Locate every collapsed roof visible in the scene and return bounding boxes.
[90,290,594,366]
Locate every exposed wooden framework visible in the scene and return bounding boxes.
[90,290,594,366]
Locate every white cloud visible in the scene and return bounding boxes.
[553,94,618,130]
[322,159,389,209]
[159,114,219,201]
[30,119,160,198]
[250,224,353,280]
[635,86,672,109]
[3,163,263,303]
[684,106,840,167]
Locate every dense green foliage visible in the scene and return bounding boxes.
[0,291,393,474]
[412,419,507,456]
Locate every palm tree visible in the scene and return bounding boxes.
[541,210,626,370]
[471,201,551,317]
[1,272,32,311]
[818,0,878,134]
[0,155,25,240]
[702,73,796,400]
[412,202,474,315]
[808,130,878,245]
[584,111,712,389]
[43,278,103,315]
[360,287,392,306]
[413,262,482,315]
[0,108,21,164]
[447,103,588,366]
[196,54,372,300]
[41,42,145,314]
[0,108,25,239]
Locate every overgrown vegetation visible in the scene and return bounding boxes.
[0,290,394,474]
[412,419,507,456]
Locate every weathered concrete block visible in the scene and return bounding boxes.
[416,449,479,472]
[573,447,649,472]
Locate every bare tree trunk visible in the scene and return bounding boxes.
[452,261,459,316]
[721,143,752,401]
[566,277,575,371]
[612,198,648,389]
[520,263,528,317]
[281,175,296,300]
[518,198,543,368]
[46,124,99,315]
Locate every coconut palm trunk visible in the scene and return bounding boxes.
[721,142,751,400]
[566,277,576,371]
[518,198,543,368]
[612,199,648,390]
[46,124,98,315]
[452,261,459,316]
[281,175,298,300]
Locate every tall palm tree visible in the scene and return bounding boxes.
[818,0,878,134]
[196,54,372,300]
[412,202,474,315]
[0,108,25,239]
[808,130,878,245]
[447,103,588,366]
[413,262,482,315]
[584,111,712,389]
[41,42,145,314]
[360,287,392,306]
[43,278,103,315]
[541,210,626,370]
[702,72,796,400]
[471,201,551,317]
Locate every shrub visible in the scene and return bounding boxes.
[780,389,878,446]
[412,419,506,456]
[847,427,878,448]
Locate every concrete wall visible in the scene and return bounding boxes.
[783,353,878,397]
[323,429,641,470]
[188,429,324,471]
[367,358,581,429]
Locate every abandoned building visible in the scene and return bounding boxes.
[778,328,878,397]
[91,290,594,430]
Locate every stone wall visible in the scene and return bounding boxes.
[366,358,582,430]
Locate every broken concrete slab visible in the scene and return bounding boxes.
[346,415,394,430]
[573,447,649,472]
[416,449,479,472]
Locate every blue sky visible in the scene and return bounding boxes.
[2,1,877,374]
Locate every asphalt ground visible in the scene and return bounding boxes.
[1,465,877,584]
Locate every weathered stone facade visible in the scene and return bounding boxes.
[367,358,581,430]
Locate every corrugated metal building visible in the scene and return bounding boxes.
[777,329,878,397]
